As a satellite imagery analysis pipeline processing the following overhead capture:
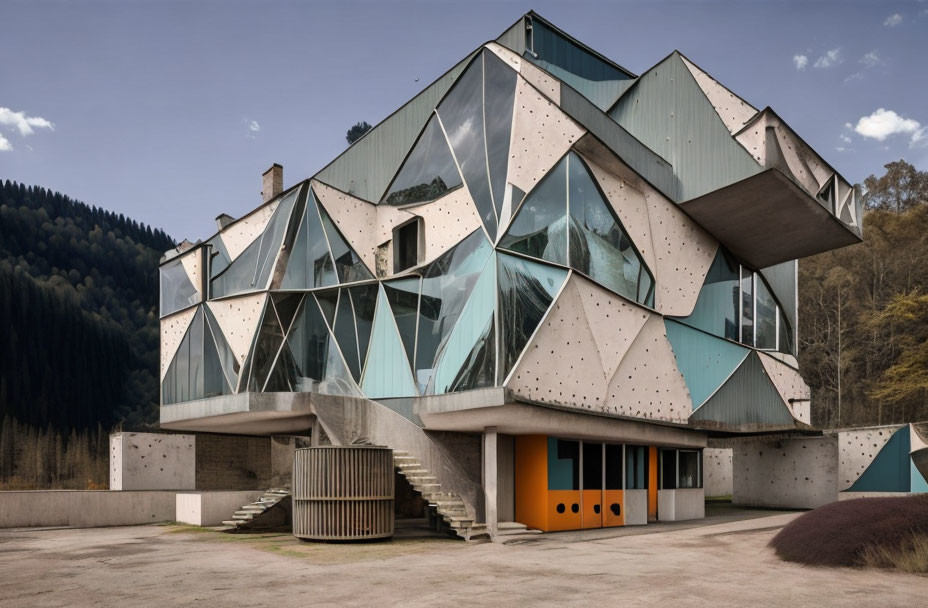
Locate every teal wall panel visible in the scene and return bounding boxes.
[665,320,749,410]
[848,426,911,492]
[360,286,418,398]
[608,53,762,203]
[314,51,477,203]
[911,457,928,493]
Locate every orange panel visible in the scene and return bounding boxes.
[581,489,602,529]
[515,435,548,532]
[547,490,582,531]
[603,490,624,527]
[648,446,658,522]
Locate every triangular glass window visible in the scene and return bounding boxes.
[483,49,517,221]
[281,189,337,289]
[349,284,377,377]
[315,290,338,327]
[384,277,420,376]
[286,295,362,397]
[317,199,375,283]
[498,156,568,265]
[382,114,463,206]
[333,288,362,381]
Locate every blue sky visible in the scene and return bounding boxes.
[1,0,926,240]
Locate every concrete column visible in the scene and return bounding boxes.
[483,426,498,538]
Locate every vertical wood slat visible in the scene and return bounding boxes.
[293,446,394,541]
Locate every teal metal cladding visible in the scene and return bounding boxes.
[690,351,793,428]
[664,320,749,410]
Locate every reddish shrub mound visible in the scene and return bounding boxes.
[770,495,928,568]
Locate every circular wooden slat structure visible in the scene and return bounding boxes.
[292,446,395,541]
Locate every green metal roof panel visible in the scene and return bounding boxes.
[608,53,762,203]
[532,58,635,111]
[495,17,526,55]
[313,51,477,203]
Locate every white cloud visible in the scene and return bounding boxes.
[844,72,864,83]
[793,54,808,70]
[840,133,852,143]
[0,107,54,137]
[0,133,11,152]
[913,128,928,148]
[248,120,260,132]
[853,108,924,147]
[835,146,846,152]
[813,48,842,69]
[861,51,881,68]
[884,13,903,27]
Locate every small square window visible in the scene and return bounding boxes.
[394,220,420,273]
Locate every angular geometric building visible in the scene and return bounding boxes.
[158,12,862,536]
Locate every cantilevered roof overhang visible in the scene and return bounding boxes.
[680,167,863,269]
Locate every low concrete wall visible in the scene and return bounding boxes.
[657,489,705,521]
[625,489,647,525]
[733,436,838,509]
[110,432,196,490]
[0,491,178,528]
[176,491,263,526]
[703,448,733,498]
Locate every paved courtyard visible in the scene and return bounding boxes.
[0,508,925,607]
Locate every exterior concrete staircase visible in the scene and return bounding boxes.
[393,450,488,542]
[221,487,291,529]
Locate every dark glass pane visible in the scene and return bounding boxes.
[349,284,378,373]
[160,255,199,316]
[755,276,778,350]
[207,235,231,279]
[778,309,794,355]
[315,289,338,327]
[548,437,580,491]
[661,449,677,490]
[625,445,647,490]
[272,293,302,334]
[382,114,463,206]
[583,442,603,490]
[447,316,495,393]
[415,231,492,391]
[567,153,645,303]
[741,268,754,346]
[678,249,740,341]
[281,190,337,289]
[383,277,420,371]
[287,295,361,396]
[333,288,361,381]
[264,341,299,392]
[605,444,623,490]
[498,252,568,378]
[187,307,204,401]
[395,221,419,272]
[483,49,517,220]
[437,54,497,235]
[318,203,374,283]
[498,156,567,264]
[209,237,261,299]
[204,306,238,392]
[203,323,229,398]
[246,303,285,392]
[678,451,700,489]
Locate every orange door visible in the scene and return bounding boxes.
[547,490,581,531]
[603,490,624,527]
[581,489,602,528]
[648,446,658,522]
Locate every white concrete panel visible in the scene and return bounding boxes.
[605,314,692,423]
[179,249,202,296]
[774,123,823,195]
[507,278,609,411]
[837,426,903,491]
[575,276,650,379]
[109,432,196,491]
[735,115,768,165]
[624,489,648,526]
[645,190,718,316]
[160,306,198,381]
[658,488,705,521]
[176,491,264,526]
[733,436,838,509]
[758,352,811,424]
[763,350,800,369]
[583,151,658,276]
[408,185,484,265]
[220,200,279,261]
[207,293,267,368]
[680,56,757,136]
[484,42,521,71]
[507,76,585,195]
[312,180,384,273]
[704,448,733,498]
[519,60,561,104]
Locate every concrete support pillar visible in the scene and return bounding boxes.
[483,426,498,538]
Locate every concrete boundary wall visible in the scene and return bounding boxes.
[0,491,177,528]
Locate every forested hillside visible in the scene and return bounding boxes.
[0,180,174,432]
[801,160,928,428]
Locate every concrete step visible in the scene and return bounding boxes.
[232,513,254,520]
[395,461,423,469]
[405,476,437,484]
[392,450,410,456]
[221,520,242,527]
[393,456,417,462]
[401,469,431,476]
[241,505,266,512]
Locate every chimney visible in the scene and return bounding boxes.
[215,213,236,230]
[261,163,283,203]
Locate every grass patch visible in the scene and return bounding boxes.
[769,494,928,573]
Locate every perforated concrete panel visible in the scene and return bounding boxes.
[582,150,658,275]
[605,314,692,423]
[160,306,198,381]
[507,277,609,410]
[733,436,837,509]
[484,42,522,72]
[507,76,585,195]
[520,60,561,104]
[758,352,811,424]
[575,276,650,379]
[645,191,718,316]
[838,426,902,491]
[312,180,384,274]
[219,200,279,261]
[409,186,485,265]
[179,250,201,296]
[207,293,267,367]
[680,55,757,136]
